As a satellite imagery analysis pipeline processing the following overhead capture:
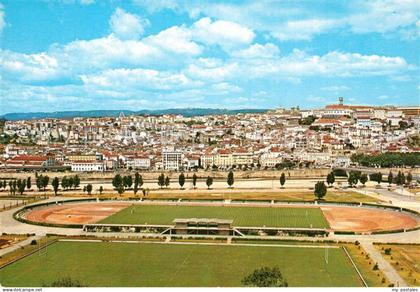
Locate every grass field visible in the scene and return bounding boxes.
[100,205,330,228]
[0,241,362,287]
[60,189,382,203]
[376,244,420,287]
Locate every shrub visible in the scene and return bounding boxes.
[384,248,392,255]
[373,263,379,270]
[30,239,37,245]
[46,277,87,287]
[242,266,288,287]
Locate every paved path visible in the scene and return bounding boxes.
[355,188,420,212]
[0,235,41,257]
[360,241,407,287]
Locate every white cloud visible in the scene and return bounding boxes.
[135,1,420,41]
[81,68,201,91]
[222,49,410,81]
[192,17,255,49]
[231,43,280,59]
[211,82,242,93]
[1,52,60,81]
[272,19,342,41]
[186,62,238,82]
[145,25,202,55]
[348,0,420,34]
[59,35,163,70]
[110,8,148,40]
[271,50,409,77]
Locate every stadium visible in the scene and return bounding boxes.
[0,197,418,287]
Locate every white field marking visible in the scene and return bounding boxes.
[57,238,339,249]
[59,239,102,243]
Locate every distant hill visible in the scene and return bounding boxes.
[1,108,268,121]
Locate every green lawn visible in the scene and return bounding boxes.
[0,241,362,287]
[100,205,330,228]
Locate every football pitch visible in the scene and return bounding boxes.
[0,241,362,287]
[100,204,330,228]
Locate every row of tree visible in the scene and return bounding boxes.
[112,172,144,195]
[0,177,32,195]
[315,169,415,201]
[370,171,413,186]
[156,171,236,190]
[61,175,81,190]
[351,153,420,168]
[325,170,413,188]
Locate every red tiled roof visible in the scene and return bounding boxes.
[10,155,48,162]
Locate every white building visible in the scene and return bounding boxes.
[162,147,183,170]
[126,156,151,170]
[71,161,105,172]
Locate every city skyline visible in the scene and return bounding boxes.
[0,0,419,115]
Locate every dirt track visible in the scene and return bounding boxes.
[23,201,420,232]
[25,203,129,225]
[321,206,419,232]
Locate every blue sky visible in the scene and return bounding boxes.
[0,0,419,114]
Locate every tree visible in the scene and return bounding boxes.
[165,176,170,188]
[279,173,286,188]
[42,175,49,191]
[242,266,288,287]
[360,173,368,186]
[395,171,405,186]
[99,186,103,195]
[117,186,125,195]
[86,184,93,195]
[227,171,234,188]
[36,175,44,191]
[12,180,17,195]
[206,176,213,189]
[133,183,139,195]
[51,177,60,196]
[73,175,80,189]
[387,171,393,186]
[68,176,74,189]
[123,175,133,189]
[16,179,26,195]
[314,181,327,200]
[369,172,383,185]
[112,174,123,190]
[9,180,17,195]
[407,172,413,185]
[179,173,185,189]
[158,173,165,189]
[192,173,198,189]
[26,177,31,190]
[347,171,360,187]
[8,181,13,195]
[351,152,420,168]
[326,172,335,187]
[61,176,68,190]
[134,172,143,190]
